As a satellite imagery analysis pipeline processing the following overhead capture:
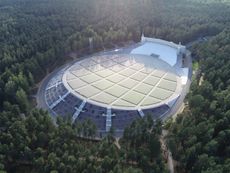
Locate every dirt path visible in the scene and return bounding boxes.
[161,130,174,173]
[168,150,174,173]
[114,138,121,149]
[199,74,204,86]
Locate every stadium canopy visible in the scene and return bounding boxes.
[131,42,178,66]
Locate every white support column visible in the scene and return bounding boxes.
[102,107,116,132]
[141,33,145,42]
[106,108,112,132]
[138,108,145,118]
[72,100,86,123]
[49,91,70,109]
[46,81,62,90]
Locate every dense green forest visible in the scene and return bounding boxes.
[0,0,230,172]
[167,30,230,173]
[0,106,165,172]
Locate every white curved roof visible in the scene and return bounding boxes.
[62,54,182,110]
[131,42,178,66]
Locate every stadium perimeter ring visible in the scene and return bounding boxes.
[43,36,189,136]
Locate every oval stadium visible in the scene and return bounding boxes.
[38,36,191,137]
